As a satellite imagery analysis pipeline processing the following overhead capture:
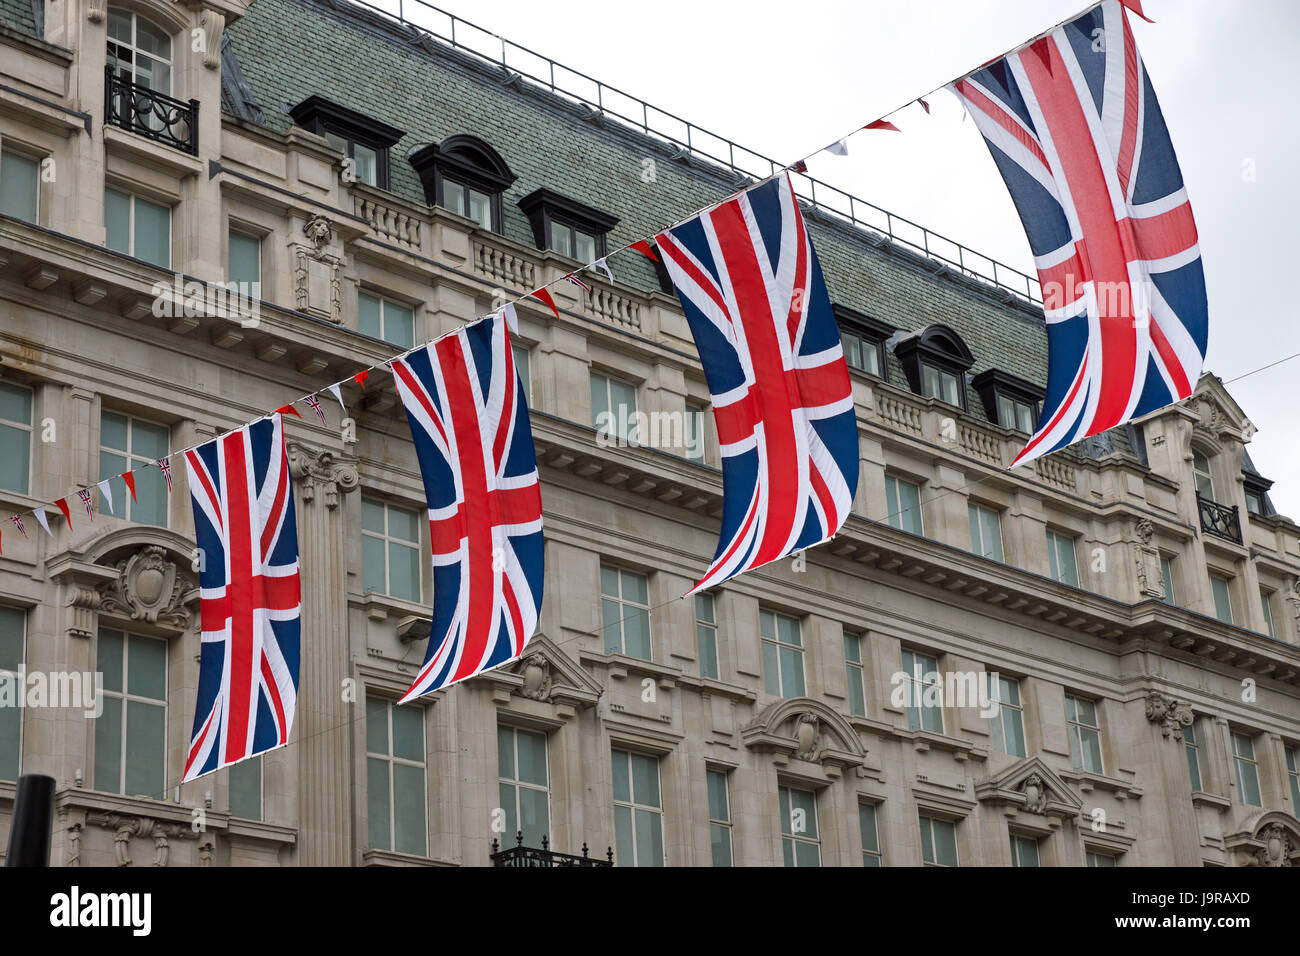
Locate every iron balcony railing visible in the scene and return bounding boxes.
[1198,494,1242,545]
[105,67,199,155]
[490,832,613,867]
[341,0,1042,304]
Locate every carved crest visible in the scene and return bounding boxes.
[1144,692,1193,738]
[98,545,194,630]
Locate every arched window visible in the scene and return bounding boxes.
[895,324,975,410]
[107,8,172,94]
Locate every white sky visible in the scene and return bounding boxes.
[422,0,1300,514]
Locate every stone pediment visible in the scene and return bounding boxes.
[975,756,1082,823]
[1191,374,1253,444]
[741,698,867,779]
[477,632,603,711]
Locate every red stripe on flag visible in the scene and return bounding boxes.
[1119,0,1153,23]
[221,431,255,763]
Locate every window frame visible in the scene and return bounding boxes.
[105,185,172,269]
[94,627,168,798]
[844,630,867,717]
[895,324,974,411]
[229,754,263,821]
[859,801,883,866]
[600,564,652,660]
[918,813,958,867]
[885,473,923,536]
[832,304,894,380]
[1183,723,1202,792]
[106,7,173,94]
[900,648,943,734]
[0,605,25,782]
[968,500,1004,562]
[779,784,821,867]
[1231,731,1262,808]
[1,146,42,225]
[987,673,1026,758]
[611,747,665,867]
[760,608,805,699]
[0,380,33,497]
[590,371,639,443]
[365,695,429,856]
[1046,528,1080,587]
[517,188,618,262]
[357,289,415,348]
[497,724,551,848]
[971,368,1044,433]
[1159,552,1177,606]
[1065,693,1104,774]
[1209,573,1234,625]
[706,767,733,867]
[1009,832,1042,867]
[695,592,719,680]
[1259,587,1276,638]
[99,409,171,526]
[1285,744,1300,818]
[288,95,404,191]
[360,496,423,602]
[1192,450,1215,500]
[409,135,516,234]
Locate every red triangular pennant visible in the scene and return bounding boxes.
[354,370,369,389]
[275,404,302,419]
[56,497,72,529]
[122,471,137,502]
[864,119,900,132]
[629,240,659,262]
[530,288,560,320]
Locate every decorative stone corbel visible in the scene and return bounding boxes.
[1132,518,1163,600]
[287,442,359,509]
[200,9,225,69]
[67,586,101,640]
[87,0,106,22]
[1144,691,1193,739]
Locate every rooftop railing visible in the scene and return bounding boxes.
[339,0,1043,305]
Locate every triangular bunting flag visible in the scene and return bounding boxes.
[9,514,26,539]
[77,488,94,520]
[97,479,114,515]
[55,498,72,529]
[353,370,369,389]
[825,138,849,156]
[864,119,900,132]
[629,240,659,262]
[327,383,345,412]
[530,287,560,320]
[33,507,51,537]
[591,257,615,283]
[122,471,137,502]
[276,403,302,419]
[918,97,931,114]
[157,458,173,492]
[790,159,808,174]
[304,394,327,424]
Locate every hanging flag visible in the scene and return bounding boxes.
[656,173,859,593]
[591,257,615,283]
[123,471,137,503]
[918,97,931,114]
[949,0,1206,466]
[790,159,808,174]
[97,480,114,516]
[629,240,659,262]
[864,119,900,132]
[275,404,302,419]
[76,489,94,519]
[157,457,173,492]
[327,383,345,412]
[353,370,369,389]
[389,305,544,702]
[182,413,301,781]
[304,395,326,424]
[530,287,560,319]
[9,514,25,539]
[563,272,592,293]
[825,138,849,156]
[55,498,73,529]
[32,507,51,537]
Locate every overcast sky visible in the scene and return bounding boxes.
[401,0,1299,514]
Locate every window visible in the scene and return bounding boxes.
[1159,553,1177,605]
[94,628,166,797]
[919,814,958,866]
[288,96,404,190]
[107,8,171,93]
[972,369,1044,433]
[859,802,882,866]
[99,411,169,525]
[841,328,882,376]
[361,498,421,601]
[611,748,663,866]
[885,475,923,536]
[358,291,414,348]
[498,725,550,848]
[695,593,719,680]
[105,187,170,268]
[1,149,39,224]
[228,229,261,290]
[1245,488,1267,516]
[0,381,32,496]
[1210,574,1234,624]
[996,393,1037,433]
[968,502,1004,561]
[1086,849,1118,867]
[684,403,705,463]
[760,609,805,699]
[1260,589,1276,638]
[706,769,732,866]
[1193,450,1214,499]
[1009,833,1041,867]
[987,673,1026,758]
[1065,694,1103,773]
[366,696,427,855]
[590,372,638,443]
[1046,529,1079,587]
[779,785,820,867]
[1231,732,1262,807]
[229,755,262,821]
[1183,724,1202,792]
[0,607,23,781]
[409,136,515,233]
[441,178,494,230]
[921,364,962,406]
[896,326,973,409]
[511,343,531,404]
[1285,745,1300,817]
[601,565,651,660]
[900,648,943,733]
[832,304,894,379]
[844,631,866,717]
[517,188,617,262]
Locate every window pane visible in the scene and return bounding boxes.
[498,781,517,839]
[590,373,609,430]
[94,695,123,792]
[551,226,571,257]
[388,541,421,601]
[367,756,391,850]
[515,730,547,787]
[105,188,131,254]
[468,190,492,231]
[442,179,465,216]
[932,819,958,866]
[365,696,388,755]
[361,497,386,534]
[613,804,633,865]
[358,292,382,339]
[634,808,663,866]
[623,607,651,660]
[602,598,622,654]
[518,786,548,846]
[762,640,780,696]
[98,629,124,694]
[0,607,22,673]
[133,465,168,526]
[630,753,660,807]
[859,803,879,854]
[132,419,170,459]
[132,196,170,268]
[0,382,31,426]
[387,502,421,543]
[1,151,39,223]
[390,704,423,762]
[779,646,805,697]
[706,770,729,821]
[353,143,378,186]
[696,624,718,679]
[229,756,261,820]
[621,570,648,605]
[575,231,597,263]
[710,823,732,867]
[497,726,515,779]
[124,700,164,797]
[610,749,630,803]
[1211,577,1233,624]
[392,762,427,855]
[229,231,261,286]
[0,690,18,780]
[126,634,166,700]
[0,421,30,494]
[383,301,414,348]
[362,536,386,595]
[512,345,531,400]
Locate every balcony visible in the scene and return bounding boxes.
[1198,494,1243,544]
[105,67,198,155]
[490,832,613,867]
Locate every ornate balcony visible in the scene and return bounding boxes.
[490,832,613,867]
[1198,494,1243,544]
[105,67,199,155]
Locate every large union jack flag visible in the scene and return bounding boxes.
[950,0,1208,466]
[657,173,859,593]
[183,413,300,781]
[390,306,544,702]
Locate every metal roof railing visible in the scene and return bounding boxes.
[341,0,1043,305]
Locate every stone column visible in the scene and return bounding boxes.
[1143,692,1202,866]
[287,443,358,865]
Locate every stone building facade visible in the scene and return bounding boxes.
[0,0,1298,866]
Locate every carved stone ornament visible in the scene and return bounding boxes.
[87,0,106,21]
[86,813,192,867]
[1144,692,1194,738]
[1020,772,1048,815]
[200,9,225,70]
[794,712,822,762]
[1255,824,1296,867]
[304,214,333,253]
[1134,518,1154,547]
[293,216,343,323]
[287,442,359,508]
[98,545,195,630]
[1132,518,1163,599]
[519,652,552,701]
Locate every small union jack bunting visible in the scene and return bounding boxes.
[304,395,326,424]
[77,488,94,519]
[9,514,25,538]
[563,272,591,293]
[158,458,173,492]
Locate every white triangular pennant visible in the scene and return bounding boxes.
[97,479,114,515]
[825,138,849,156]
[327,382,345,412]
[33,507,51,537]
[591,257,614,283]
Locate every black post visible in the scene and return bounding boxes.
[5,773,55,867]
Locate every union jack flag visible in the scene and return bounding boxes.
[389,305,544,702]
[656,173,859,593]
[9,514,24,538]
[182,413,300,781]
[77,488,94,519]
[304,394,326,424]
[157,457,173,492]
[950,0,1207,466]
[563,272,591,293]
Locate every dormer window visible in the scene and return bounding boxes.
[518,188,618,262]
[895,324,974,410]
[289,96,404,190]
[832,305,895,379]
[409,135,516,233]
[971,369,1045,433]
